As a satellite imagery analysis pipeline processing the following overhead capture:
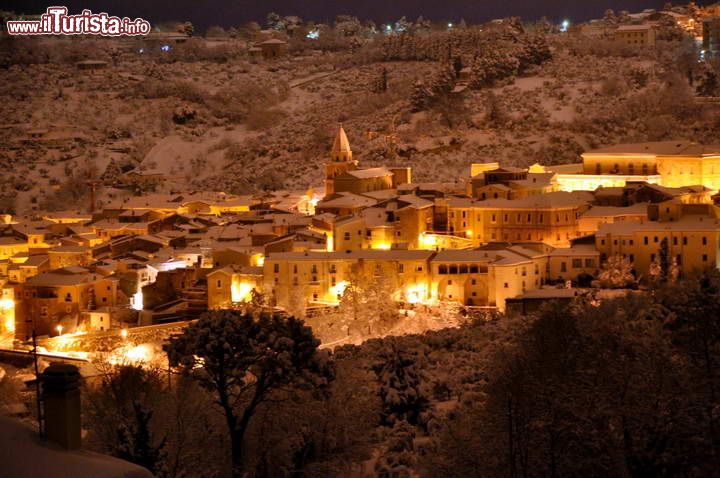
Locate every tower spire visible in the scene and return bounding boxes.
[331,124,352,162]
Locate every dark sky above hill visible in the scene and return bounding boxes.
[5,1,674,31]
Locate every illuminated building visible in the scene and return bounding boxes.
[595,202,720,279]
[323,125,411,198]
[207,265,263,309]
[579,141,720,191]
[264,250,433,309]
[14,267,120,340]
[445,192,593,248]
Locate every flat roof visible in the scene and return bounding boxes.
[584,141,720,157]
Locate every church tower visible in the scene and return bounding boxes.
[324,125,357,197]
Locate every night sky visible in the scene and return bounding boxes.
[5,1,674,31]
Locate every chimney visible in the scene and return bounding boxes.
[41,364,82,450]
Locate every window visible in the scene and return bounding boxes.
[330,264,337,273]
[673,237,678,246]
[344,232,350,241]
[561,262,567,273]
[572,259,582,268]
[676,254,682,265]
[703,254,708,262]
[470,265,479,273]
[584,259,595,268]
[471,279,477,285]
[274,263,279,273]
[654,236,658,243]
[683,237,688,246]
[703,237,708,245]
[448,280,453,285]
[217,280,222,289]
[449,265,458,274]
[311,264,317,274]
[439,265,448,274]
[459,265,468,274]
[644,237,648,245]
[65,293,72,302]
[504,283,509,288]
[398,264,404,273]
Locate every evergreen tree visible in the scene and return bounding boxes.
[452,55,463,76]
[696,64,719,97]
[165,310,333,477]
[372,340,429,426]
[101,159,123,185]
[429,63,456,98]
[470,46,520,88]
[371,66,388,93]
[116,401,167,476]
[410,80,432,112]
[659,237,670,280]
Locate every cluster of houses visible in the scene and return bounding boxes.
[3,126,720,342]
[576,1,720,55]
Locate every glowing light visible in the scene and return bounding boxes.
[231,281,253,303]
[306,28,320,40]
[161,44,171,52]
[466,230,473,238]
[405,284,429,304]
[254,254,265,267]
[326,233,334,252]
[419,232,437,249]
[372,241,392,250]
[0,298,14,333]
[125,344,151,362]
[120,328,128,339]
[131,289,143,311]
[307,195,320,215]
[56,325,63,336]
[560,19,570,32]
[330,281,349,298]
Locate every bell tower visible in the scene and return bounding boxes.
[325,124,357,197]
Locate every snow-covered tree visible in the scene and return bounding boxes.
[516,34,552,73]
[165,310,333,477]
[178,21,194,37]
[696,63,719,97]
[598,255,636,289]
[470,46,520,88]
[410,80,432,112]
[371,66,388,93]
[101,159,123,185]
[603,9,617,25]
[266,12,284,31]
[372,340,429,426]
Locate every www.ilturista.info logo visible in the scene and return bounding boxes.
[6,6,151,36]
